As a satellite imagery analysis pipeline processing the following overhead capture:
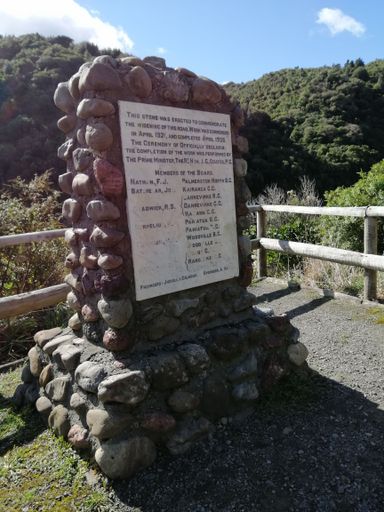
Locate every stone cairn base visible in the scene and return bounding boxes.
[19,297,309,479]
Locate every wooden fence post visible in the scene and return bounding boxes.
[364,216,378,301]
[256,209,267,278]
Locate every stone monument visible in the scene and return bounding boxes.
[21,55,309,479]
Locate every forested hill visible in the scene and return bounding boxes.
[0,34,124,186]
[225,59,384,196]
[1,35,384,198]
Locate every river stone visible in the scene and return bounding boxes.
[234,158,248,177]
[93,158,124,197]
[34,327,62,348]
[97,253,123,270]
[98,297,133,328]
[68,425,89,449]
[64,252,80,270]
[77,126,86,145]
[149,353,188,390]
[64,272,82,291]
[24,383,40,404]
[167,298,199,317]
[86,408,132,439]
[147,315,180,341]
[36,396,52,416]
[85,122,113,151]
[62,198,82,223]
[143,56,166,68]
[90,226,125,248]
[176,67,197,78]
[66,291,81,312]
[86,200,120,222]
[208,330,243,361]
[52,344,82,371]
[58,172,73,194]
[79,62,122,93]
[39,363,54,387]
[57,113,77,134]
[287,342,309,366]
[81,303,100,322]
[238,179,252,203]
[95,436,156,479]
[120,56,145,66]
[28,346,43,376]
[48,405,70,437]
[68,72,81,100]
[103,328,135,352]
[43,333,75,355]
[227,352,258,382]
[70,392,87,411]
[72,147,93,172]
[167,417,213,455]
[68,313,82,331]
[235,135,249,154]
[54,82,74,113]
[45,376,71,402]
[57,138,75,160]
[160,71,189,102]
[168,390,200,413]
[140,412,176,433]
[201,372,234,419]
[238,235,252,257]
[233,292,255,312]
[77,98,115,119]
[177,343,211,374]
[192,77,222,104]
[232,380,259,401]
[98,371,149,405]
[125,66,152,98]
[79,247,98,269]
[93,54,118,67]
[72,173,93,196]
[75,361,107,393]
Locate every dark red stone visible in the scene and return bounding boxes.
[141,412,176,432]
[103,328,135,352]
[266,314,291,333]
[238,257,253,287]
[94,158,124,197]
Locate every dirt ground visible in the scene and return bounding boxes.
[109,279,384,512]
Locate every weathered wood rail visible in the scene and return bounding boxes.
[0,229,69,319]
[249,204,384,301]
[0,205,383,319]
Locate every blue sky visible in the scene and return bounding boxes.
[1,0,383,83]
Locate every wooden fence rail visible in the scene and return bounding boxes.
[0,205,383,319]
[249,204,384,301]
[0,229,67,319]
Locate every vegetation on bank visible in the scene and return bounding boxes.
[226,59,384,196]
[0,33,124,186]
[0,368,116,512]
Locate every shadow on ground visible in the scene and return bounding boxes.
[0,394,45,456]
[111,370,384,512]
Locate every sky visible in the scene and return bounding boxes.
[0,0,383,84]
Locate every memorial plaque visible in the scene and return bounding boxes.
[119,102,239,301]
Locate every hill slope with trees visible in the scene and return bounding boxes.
[225,59,384,196]
[0,34,124,186]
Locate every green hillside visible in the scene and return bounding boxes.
[0,34,124,186]
[225,59,384,196]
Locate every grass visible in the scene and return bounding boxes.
[368,307,384,325]
[0,368,118,512]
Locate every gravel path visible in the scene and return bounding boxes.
[110,280,384,512]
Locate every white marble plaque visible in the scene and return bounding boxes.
[119,101,239,301]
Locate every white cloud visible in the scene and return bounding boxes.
[156,47,167,55]
[0,0,134,51]
[316,8,365,37]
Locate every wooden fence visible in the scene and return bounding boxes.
[0,205,383,319]
[0,229,69,320]
[248,204,384,301]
